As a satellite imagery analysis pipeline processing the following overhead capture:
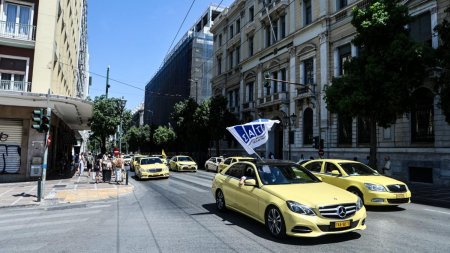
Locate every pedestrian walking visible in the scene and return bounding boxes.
[86,152,94,177]
[382,156,391,176]
[94,154,102,184]
[78,153,86,177]
[113,154,124,184]
[102,154,112,182]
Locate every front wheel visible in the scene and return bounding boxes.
[215,190,226,212]
[266,206,286,239]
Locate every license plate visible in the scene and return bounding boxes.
[396,193,405,198]
[334,220,351,228]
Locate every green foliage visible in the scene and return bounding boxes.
[435,8,450,123]
[153,126,176,146]
[209,95,238,156]
[88,95,126,154]
[124,125,151,152]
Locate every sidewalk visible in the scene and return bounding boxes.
[0,171,134,209]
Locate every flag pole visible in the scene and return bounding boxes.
[253,152,264,162]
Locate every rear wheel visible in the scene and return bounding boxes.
[215,190,226,212]
[265,206,286,239]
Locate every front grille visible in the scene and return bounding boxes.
[387,184,407,193]
[319,203,356,219]
[182,166,195,170]
[318,220,359,232]
[148,168,162,172]
[387,198,410,204]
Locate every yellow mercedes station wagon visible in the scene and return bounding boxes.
[211,160,366,238]
[303,159,412,206]
[135,157,169,180]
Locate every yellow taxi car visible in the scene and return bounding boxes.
[169,155,197,172]
[302,159,412,206]
[150,154,168,165]
[135,157,169,180]
[211,160,366,238]
[217,156,255,173]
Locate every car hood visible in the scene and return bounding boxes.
[346,175,406,186]
[262,182,357,208]
[140,164,166,169]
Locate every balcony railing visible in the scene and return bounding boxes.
[0,21,36,41]
[0,80,31,92]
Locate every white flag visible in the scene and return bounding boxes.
[226,119,280,155]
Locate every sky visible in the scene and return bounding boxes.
[87,0,234,111]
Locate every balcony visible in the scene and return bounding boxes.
[227,34,241,49]
[295,86,316,100]
[257,92,288,108]
[242,101,256,111]
[244,21,256,35]
[0,21,36,48]
[260,0,288,20]
[0,80,31,92]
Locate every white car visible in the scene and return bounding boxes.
[204,157,224,172]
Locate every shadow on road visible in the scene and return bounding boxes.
[365,206,406,212]
[201,203,362,245]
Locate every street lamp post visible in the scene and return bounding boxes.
[118,97,127,154]
[284,113,297,160]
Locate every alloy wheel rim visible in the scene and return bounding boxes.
[216,191,224,209]
[267,208,281,235]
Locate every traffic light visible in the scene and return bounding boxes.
[264,72,270,88]
[32,109,43,132]
[41,109,51,132]
[313,136,320,149]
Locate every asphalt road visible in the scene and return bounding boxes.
[1,170,449,253]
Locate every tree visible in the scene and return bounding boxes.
[324,0,430,169]
[209,95,238,156]
[434,7,450,123]
[124,125,151,153]
[153,126,176,148]
[171,98,199,151]
[88,95,124,154]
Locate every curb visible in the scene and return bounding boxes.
[0,203,40,209]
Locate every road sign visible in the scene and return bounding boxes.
[318,149,324,157]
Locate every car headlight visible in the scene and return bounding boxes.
[356,197,363,211]
[286,201,316,216]
[364,183,387,192]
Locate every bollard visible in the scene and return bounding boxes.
[126,170,129,185]
[37,178,42,202]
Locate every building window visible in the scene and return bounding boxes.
[219,34,222,46]
[265,73,271,95]
[411,88,434,143]
[236,46,240,65]
[272,19,278,43]
[4,2,32,38]
[228,50,234,70]
[234,90,239,108]
[248,36,254,57]
[409,11,432,46]
[0,57,27,91]
[303,108,313,145]
[247,82,254,102]
[280,68,287,92]
[338,114,352,145]
[303,58,314,85]
[303,0,312,26]
[217,56,222,75]
[337,0,348,11]
[236,19,241,34]
[229,24,234,39]
[338,44,351,76]
[266,26,271,48]
[249,6,254,22]
[280,15,286,39]
[228,91,233,108]
[357,117,370,144]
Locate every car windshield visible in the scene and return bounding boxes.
[256,164,320,185]
[178,156,193,162]
[141,158,163,165]
[123,156,131,159]
[339,162,379,176]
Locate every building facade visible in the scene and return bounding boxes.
[0,0,92,182]
[144,5,223,126]
[211,0,450,186]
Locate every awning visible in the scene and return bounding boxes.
[0,91,93,130]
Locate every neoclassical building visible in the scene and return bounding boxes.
[211,0,450,186]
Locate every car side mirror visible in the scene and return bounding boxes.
[244,179,257,186]
[331,170,341,176]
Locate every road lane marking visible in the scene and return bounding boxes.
[0,188,14,197]
[424,208,450,215]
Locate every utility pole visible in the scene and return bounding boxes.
[105,66,110,98]
[41,89,51,199]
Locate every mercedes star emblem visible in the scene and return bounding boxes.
[337,206,347,218]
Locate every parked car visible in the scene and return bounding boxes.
[204,157,224,172]
[211,159,366,238]
[217,156,255,173]
[169,155,197,172]
[302,159,412,206]
[135,156,169,180]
